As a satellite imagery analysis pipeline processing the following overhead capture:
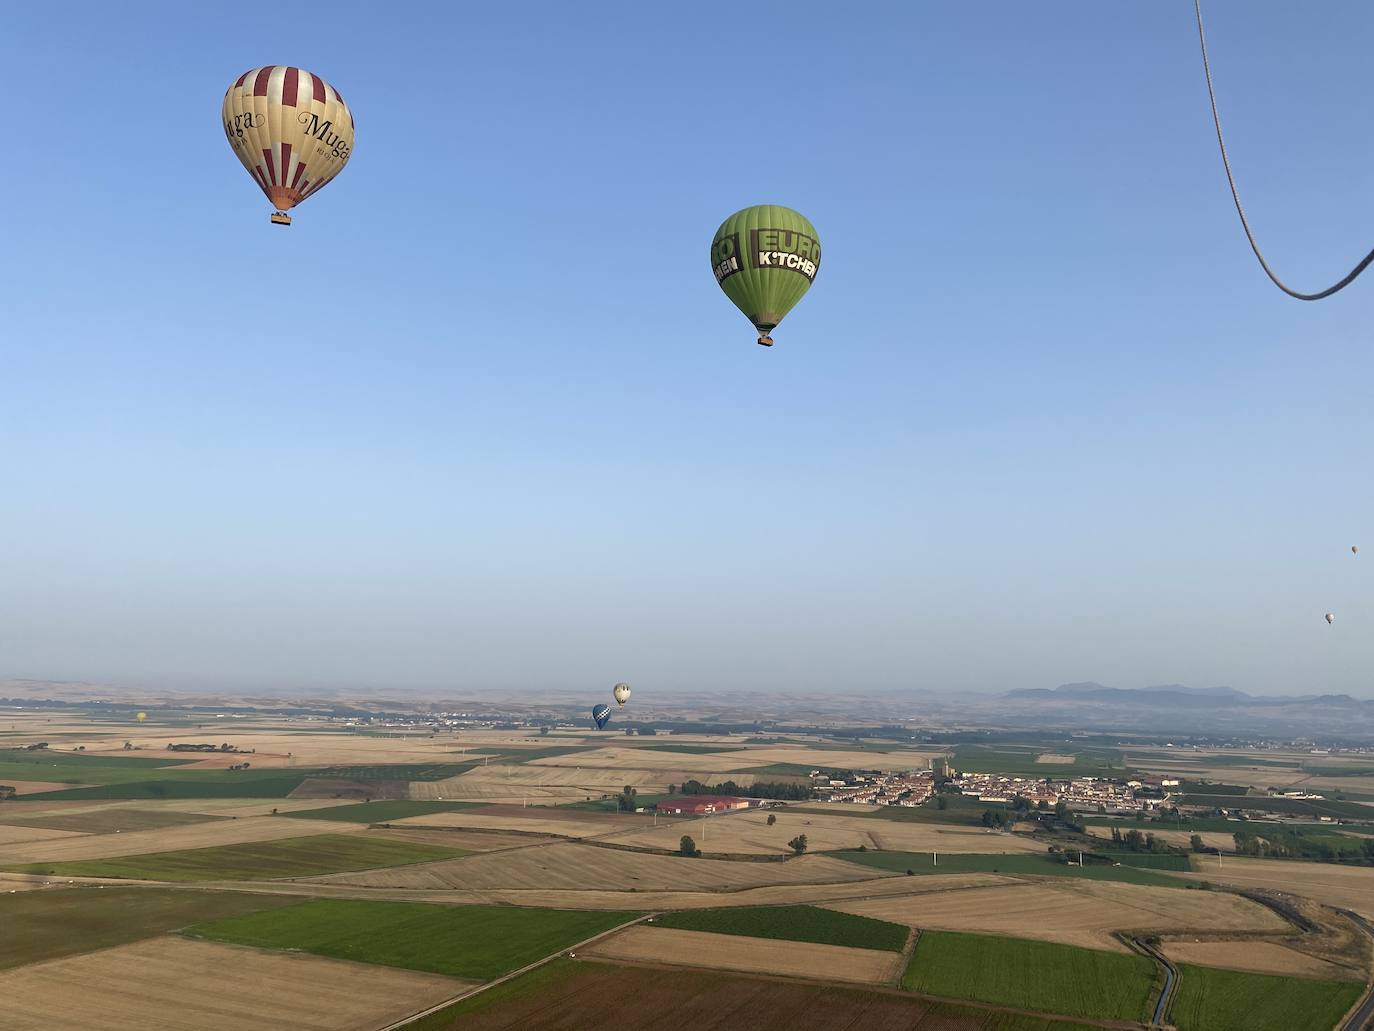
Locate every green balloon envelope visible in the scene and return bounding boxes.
[710,205,821,346]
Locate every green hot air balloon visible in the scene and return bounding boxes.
[711,205,820,347]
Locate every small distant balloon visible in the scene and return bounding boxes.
[592,704,612,730]
[136,712,147,723]
[1353,546,1359,555]
[1325,613,1335,625]
[612,683,631,708]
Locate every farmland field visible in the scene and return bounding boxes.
[1162,940,1360,980]
[1170,963,1364,1031]
[1,935,469,1031]
[284,799,481,822]
[407,957,1103,1031]
[1176,856,1374,917]
[0,814,349,864]
[187,898,635,979]
[0,806,226,835]
[7,832,464,880]
[313,840,889,892]
[829,878,1286,952]
[653,904,907,951]
[0,887,297,969]
[601,807,1047,855]
[901,930,1156,1022]
[583,925,901,984]
[834,849,1188,886]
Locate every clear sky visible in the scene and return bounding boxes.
[2,2,1371,698]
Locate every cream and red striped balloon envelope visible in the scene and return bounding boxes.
[222,66,354,226]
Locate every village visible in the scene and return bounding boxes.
[813,762,1178,815]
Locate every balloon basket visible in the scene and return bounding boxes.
[756,333,774,347]
[270,211,292,226]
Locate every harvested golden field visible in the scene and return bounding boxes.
[315,841,891,892]
[1178,857,1374,918]
[582,925,901,983]
[528,746,767,772]
[1,779,95,794]
[0,935,470,1030]
[1035,754,1076,764]
[0,815,357,864]
[1084,826,1235,852]
[826,879,1286,952]
[391,809,635,839]
[362,827,544,851]
[170,798,363,818]
[0,824,88,845]
[602,808,1046,856]
[1161,940,1360,980]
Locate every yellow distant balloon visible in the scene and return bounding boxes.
[136,712,147,723]
[222,66,355,225]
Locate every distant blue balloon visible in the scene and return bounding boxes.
[592,704,612,730]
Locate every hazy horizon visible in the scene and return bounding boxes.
[4,3,1372,699]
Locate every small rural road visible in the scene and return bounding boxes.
[1337,909,1374,1031]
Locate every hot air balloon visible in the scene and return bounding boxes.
[1353,546,1359,555]
[222,66,355,226]
[135,712,147,723]
[711,205,820,346]
[591,704,612,730]
[613,683,631,708]
[1326,613,1335,625]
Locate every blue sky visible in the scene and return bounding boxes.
[1,2,1371,698]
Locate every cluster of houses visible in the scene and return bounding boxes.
[952,771,1178,814]
[813,769,935,807]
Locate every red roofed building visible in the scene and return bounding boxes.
[656,795,753,815]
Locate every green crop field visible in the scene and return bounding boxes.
[834,850,1188,887]
[653,905,907,951]
[789,794,1005,827]
[1105,853,1192,870]
[186,899,635,980]
[0,748,189,769]
[1170,964,1363,1031]
[562,792,671,812]
[1180,794,1371,820]
[20,774,311,800]
[952,746,1132,778]
[284,800,481,822]
[902,931,1155,1022]
[6,833,465,881]
[0,887,297,969]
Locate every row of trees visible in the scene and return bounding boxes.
[1106,826,1175,853]
[671,778,814,801]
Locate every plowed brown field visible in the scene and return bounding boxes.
[0,935,471,1030]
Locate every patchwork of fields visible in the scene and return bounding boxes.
[2,721,1370,1031]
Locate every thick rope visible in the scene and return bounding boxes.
[1195,0,1374,300]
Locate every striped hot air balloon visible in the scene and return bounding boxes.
[222,66,355,225]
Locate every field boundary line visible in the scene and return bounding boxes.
[373,912,654,1031]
